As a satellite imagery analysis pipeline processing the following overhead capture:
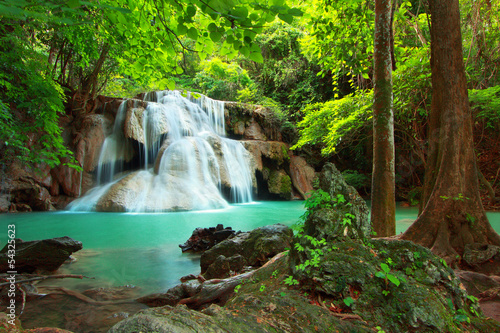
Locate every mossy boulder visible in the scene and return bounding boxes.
[200,224,292,278]
[264,169,292,200]
[290,238,499,332]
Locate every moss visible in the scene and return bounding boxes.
[291,239,492,333]
[279,174,291,195]
[267,170,292,200]
[281,145,290,161]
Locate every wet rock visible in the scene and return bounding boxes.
[263,169,292,200]
[200,224,292,278]
[179,225,235,253]
[0,236,82,273]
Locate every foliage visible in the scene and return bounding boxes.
[461,0,500,88]
[193,57,253,101]
[342,170,370,191]
[292,91,373,156]
[469,85,500,131]
[300,0,374,91]
[0,25,77,169]
[246,21,335,118]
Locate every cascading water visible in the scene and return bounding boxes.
[68,91,254,212]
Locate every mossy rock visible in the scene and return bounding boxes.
[290,239,499,332]
[266,170,292,200]
[200,224,293,275]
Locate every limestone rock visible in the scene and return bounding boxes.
[179,225,236,253]
[0,236,82,273]
[263,169,292,200]
[289,155,315,198]
[243,119,267,140]
[200,224,292,277]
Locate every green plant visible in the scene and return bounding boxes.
[271,270,279,278]
[343,297,355,307]
[284,275,299,286]
[234,284,242,293]
[375,263,402,296]
[342,170,370,190]
[259,284,266,292]
[299,189,332,221]
[447,298,471,323]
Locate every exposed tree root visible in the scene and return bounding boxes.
[179,252,287,308]
[37,286,137,305]
[0,274,93,287]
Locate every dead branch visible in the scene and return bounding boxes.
[178,252,287,307]
[37,286,137,305]
[0,274,93,287]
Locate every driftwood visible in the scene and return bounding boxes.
[178,252,287,308]
[37,286,137,305]
[0,274,93,287]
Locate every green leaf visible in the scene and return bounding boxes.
[375,271,386,279]
[380,263,390,273]
[208,23,218,32]
[387,274,400,287]
[240,46,250,57]
[343,297,355,307]
[186,5,196,17]
[177,23,188,35]
[278,13,293,24]
[210,31,222,42]
[187,27,198,40]
[67,0,80,9]
[166,79,176,90]
[287,8,303,16]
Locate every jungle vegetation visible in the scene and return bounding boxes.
[1,0,500,260]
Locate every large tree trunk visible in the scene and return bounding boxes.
[371,0,396,237]
[402,0,500,263]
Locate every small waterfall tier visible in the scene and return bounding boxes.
[68,91,254,212]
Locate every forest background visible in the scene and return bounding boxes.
[1,0,499,212]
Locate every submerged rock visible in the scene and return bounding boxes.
[0,236,82,273]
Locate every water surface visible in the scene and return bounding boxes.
[1,202,498,295]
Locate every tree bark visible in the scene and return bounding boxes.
[402,0,500,263]
[371,0,396,237]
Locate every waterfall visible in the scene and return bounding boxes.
[68,91,254,212]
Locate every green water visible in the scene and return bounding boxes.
[1,201,499,295]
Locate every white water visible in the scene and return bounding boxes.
[68,91,254,212]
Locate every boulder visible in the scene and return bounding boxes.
[179,225,236,253]
[0,236,82,273]
[299,163,371,244]
[289,155,316,199]
[293,239,495,332]
[263,168,292,200]
[200,224,292,278]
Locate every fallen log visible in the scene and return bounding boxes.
[179,251,287,308]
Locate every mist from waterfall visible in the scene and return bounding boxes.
[68,91,254,212]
